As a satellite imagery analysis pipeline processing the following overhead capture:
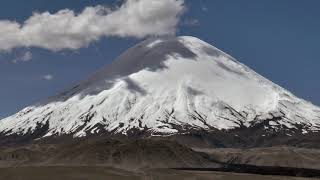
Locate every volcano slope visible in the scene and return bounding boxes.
[1,36,320,147]
[1,36,320,178]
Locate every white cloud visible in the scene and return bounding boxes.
[42,74,54,80]
[0,0,185,52]
[201,6,208,12]
[181,18,200,26]
[20,51,32,62]
[12,51,32,63]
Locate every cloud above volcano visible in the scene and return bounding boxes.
[0,0,185,51]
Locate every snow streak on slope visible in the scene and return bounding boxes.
[0,36,320,137]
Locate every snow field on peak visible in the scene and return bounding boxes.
[0,36,320,137]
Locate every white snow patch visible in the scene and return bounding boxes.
[269,121,278,126]
[147,39,163,48]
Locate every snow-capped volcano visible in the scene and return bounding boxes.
[1,36,320,138]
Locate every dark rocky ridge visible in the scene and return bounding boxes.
[1,137,320,178]
[1,117,319,149]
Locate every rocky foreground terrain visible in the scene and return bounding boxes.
[0,137,319,179]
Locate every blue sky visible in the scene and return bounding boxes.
[0,0,320,118]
